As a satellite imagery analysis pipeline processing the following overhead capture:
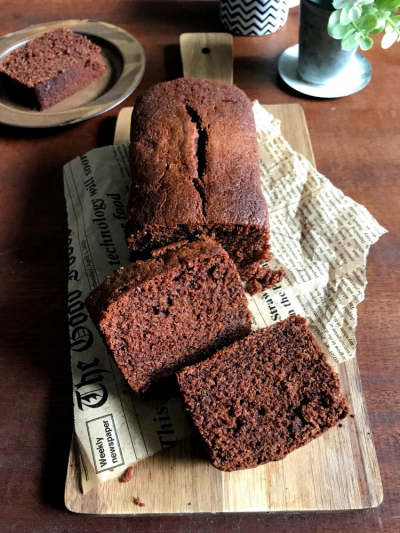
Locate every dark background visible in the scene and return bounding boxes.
[1,1,399,532]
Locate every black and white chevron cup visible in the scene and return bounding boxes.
[220,0,289,36]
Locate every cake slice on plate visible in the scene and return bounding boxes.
[0,27,107,110]
[177,315,349,471]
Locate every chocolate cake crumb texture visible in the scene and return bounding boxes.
[246,265,286,295]
[0,27,106,110]
[121,466,134,483]
[177,315,349,472]
[85,237,252,396]
[133,496,145,507]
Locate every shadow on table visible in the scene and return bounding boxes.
[0,151,73,512]
[133,1,223,32]
[164,44,184,81]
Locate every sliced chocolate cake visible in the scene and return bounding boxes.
[177,315,349,471]
[0,27,107,110]
[85,237,252,396]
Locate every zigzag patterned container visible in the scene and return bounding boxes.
[220,0,289,36]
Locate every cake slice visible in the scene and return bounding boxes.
[0,27,107,110]
[85,237,252,396]
[177,315,348,472]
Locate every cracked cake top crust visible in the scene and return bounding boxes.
[126,77,268,230]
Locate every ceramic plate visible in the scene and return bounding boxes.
[0,20,145,128]
[278,44,372,99]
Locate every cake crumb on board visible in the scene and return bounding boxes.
[133,496,145,507]
[121,466,134,483]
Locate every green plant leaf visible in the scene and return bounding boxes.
[328,11,351,38]
[385,20,395,31]
[384,0,400,14]
[362,4,374,13]
[349,5,362,20]
[359,35,374,48]
[375,9,393,19]
[342,28,360,49]
[370,20,386,32]
[375,0,394,8]
[333,0,354,9]
[357,13,379,30]
[382,29,399,46]
[329,21,352,38]
[328,9,342,26]
[341,5,351,24]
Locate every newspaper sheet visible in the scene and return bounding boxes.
[63,102,386,492]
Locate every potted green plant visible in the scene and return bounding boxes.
[297,0,357,86]
[278,0,400,96]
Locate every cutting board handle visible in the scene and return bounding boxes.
[114,107,133,145]
[114,33,233,144]
[180,33,233,84]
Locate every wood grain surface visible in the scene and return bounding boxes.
[1,1,399,532]
[180,33,233,82]
[64,102,383,514]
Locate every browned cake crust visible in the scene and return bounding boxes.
[126,78,278,283]
[85,237,252,396]
[177,315,349,472]
[0,28,107,110]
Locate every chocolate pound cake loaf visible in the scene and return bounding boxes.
[0,27,107,110]
[177,315,348,472]
[126,78,284,289]
[85,237,252,396]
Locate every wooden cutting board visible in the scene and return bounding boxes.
[64,34,383,514]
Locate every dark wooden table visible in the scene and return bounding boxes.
[1,1,399,532]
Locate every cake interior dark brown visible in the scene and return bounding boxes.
[85,237,252,396]
[0,27,107,110]
[177,315,349,472]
